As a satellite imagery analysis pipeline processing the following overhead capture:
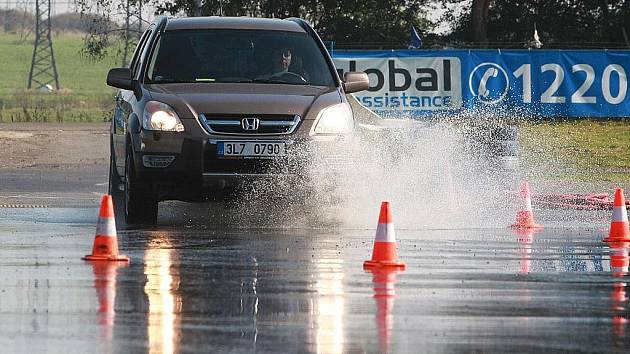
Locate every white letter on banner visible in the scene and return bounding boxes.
[332,56,462,111]
[571,64,596,104]
[602,64,628,105]
[541,64,566,104]
[513,64,532,103]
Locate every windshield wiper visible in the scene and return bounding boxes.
[150,78,195,84]
[216,78,253,83]
[252,78,306,85]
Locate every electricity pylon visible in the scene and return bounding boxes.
[121,0,143,67]
[27,0,60,90]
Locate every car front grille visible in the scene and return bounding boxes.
[200,114,301,136]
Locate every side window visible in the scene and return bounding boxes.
[146,34,161,81]
[129,29,152,76]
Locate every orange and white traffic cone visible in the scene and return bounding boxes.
[364,202,406,270]
[83,195,129,262]
[603,189,630,242]
[511,181,543,229]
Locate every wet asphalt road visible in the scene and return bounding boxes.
[0,198,629,353]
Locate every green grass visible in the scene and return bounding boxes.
[520,119,630,182]
[0,32,119,122]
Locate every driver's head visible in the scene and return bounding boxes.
[272,47,292,72]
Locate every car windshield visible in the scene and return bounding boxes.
[146,29,335,86]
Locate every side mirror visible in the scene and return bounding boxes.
[343,72,370,94]
[107,68,133,90]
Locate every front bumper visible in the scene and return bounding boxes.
[130,128,350,200]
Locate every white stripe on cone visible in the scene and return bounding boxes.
[375,223,396,242]
[612,206,629,223]
[96,217,117,237]
[520,193,533,211]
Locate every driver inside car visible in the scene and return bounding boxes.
[271,47,292,74]
[255,47,308,84]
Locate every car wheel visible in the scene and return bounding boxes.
[124,149,158,226]
[490,126,519,157]
[108,143,125,223]
[489,126,520,189]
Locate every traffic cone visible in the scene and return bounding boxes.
[511,181,543,229]
[364,202,406,270]
[83,195,129,262]
[603,189,630,242]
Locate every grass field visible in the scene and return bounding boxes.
[0,32,118,122]
[520,119,630,182]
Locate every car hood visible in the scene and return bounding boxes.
[145,83,341,120]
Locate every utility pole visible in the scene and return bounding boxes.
[121,0,143,67]
[27,0,59,90]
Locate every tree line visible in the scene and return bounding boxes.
[0,9,117,35]
[73,0,630,52]
[448,0,630,48]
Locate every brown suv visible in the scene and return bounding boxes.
[106,16,369,225]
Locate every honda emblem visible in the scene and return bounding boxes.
[241,117,260,131]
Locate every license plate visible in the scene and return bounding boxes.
[217,141,286,158]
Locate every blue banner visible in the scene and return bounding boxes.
[332,50,630,117]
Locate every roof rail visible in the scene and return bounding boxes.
[154,15,170,32]
[285,17,310,32]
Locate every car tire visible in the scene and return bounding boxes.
[489,126,520,189]
[124,148,158,226]
[490,126,519,158]
[108,143,125,224]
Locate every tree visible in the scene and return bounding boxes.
[152,0,435,44]
[76,0,435,59]
[471,0,492,44]
[443,0,630,48]
[304,0,434,46]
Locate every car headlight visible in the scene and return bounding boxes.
[142,101,185,132]
[312,103,354,135]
